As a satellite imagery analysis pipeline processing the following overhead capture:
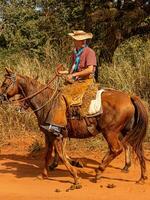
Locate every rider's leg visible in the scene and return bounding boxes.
[41,93,67,137]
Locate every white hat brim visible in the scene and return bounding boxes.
[68,32,93,40]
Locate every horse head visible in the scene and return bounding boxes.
[0,68,20,102]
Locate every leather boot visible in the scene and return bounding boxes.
[40,124,63,137]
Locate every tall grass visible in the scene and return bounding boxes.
[99,36,150,103]
[0,36,149,146]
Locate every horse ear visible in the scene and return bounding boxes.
[5,67,13,75]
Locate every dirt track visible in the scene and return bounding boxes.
[0,145,150,200]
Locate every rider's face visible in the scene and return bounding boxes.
[74,40,86,49]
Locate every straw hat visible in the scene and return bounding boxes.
[68,30,93,41]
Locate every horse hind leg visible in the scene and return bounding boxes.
[95,131,123,182]
[134,144,147,184]
[121,116,134,173]
[122,145,131,173]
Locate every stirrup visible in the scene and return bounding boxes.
[40,124,63,138]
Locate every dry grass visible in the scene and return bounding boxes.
[100,36,150,103]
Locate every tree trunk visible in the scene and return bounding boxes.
[82,0,92,31]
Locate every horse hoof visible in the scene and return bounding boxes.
[94,178,98,183]
[121,168,129,173]
[94,174,101,183]
[55,189,61,193]
[136,176,148,184]
[107,183,116,189]
[68,184,76,191]
[144,176,148,180]
[121,163,131,173]
[41,173,49,179]
[67,183,82,191]
[136,179,145,185]
[70,160,84,168]
[95,169,101,182]
[75,183,82,189]
[49,162,58,171]
[37,175,43,180]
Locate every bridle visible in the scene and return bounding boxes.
[0,64,65,112]
[0,72,60,112]
[0,74,17,102]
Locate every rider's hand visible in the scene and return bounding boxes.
[56,64,68,76]
[67,74,74,80]
[58,70,69,75]
[65,74,75,84]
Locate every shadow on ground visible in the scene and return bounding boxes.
[0,154,137,184]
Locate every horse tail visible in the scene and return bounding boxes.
[125,96,148,161]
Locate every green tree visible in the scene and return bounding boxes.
[0,0,149,63]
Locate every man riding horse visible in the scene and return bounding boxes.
[41,30,97,137]
[0,31,148,187]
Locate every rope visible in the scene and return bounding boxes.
[16,74,57,102]
[12,64,63,103]
[33,77,60,112]
[8,76,60,113]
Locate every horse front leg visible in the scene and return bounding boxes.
[42,134,55,178]
[48,147,59,170]
[54,137,82,189]
[49,138,68,170]
[49,138,84,170]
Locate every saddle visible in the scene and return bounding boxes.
[62,79,100,118]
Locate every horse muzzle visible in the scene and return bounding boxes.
[0,94,8,104]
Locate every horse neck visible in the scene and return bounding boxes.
[18,75,53,112]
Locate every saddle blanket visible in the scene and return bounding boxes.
[88,89,105,116]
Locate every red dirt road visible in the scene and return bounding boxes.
[0,148,150,200]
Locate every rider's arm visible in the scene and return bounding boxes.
[68,65,94,80]
[70,48,96,79]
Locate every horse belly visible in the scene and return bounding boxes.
[68,119,92,139]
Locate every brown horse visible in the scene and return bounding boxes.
[0,68,148,188]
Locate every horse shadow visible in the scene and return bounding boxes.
[0,154,136,183]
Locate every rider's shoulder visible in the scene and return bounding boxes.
[84,46,95,55]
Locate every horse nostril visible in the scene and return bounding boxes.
[0,94,7,103]
[0,96,4,104]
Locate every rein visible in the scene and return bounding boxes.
[13,64,63,103]
[14,74,60,112]
[17,74,58,102]
[2,64,65,112]
[23,76,60,112]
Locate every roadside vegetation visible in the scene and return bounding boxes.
[0,1,149,149]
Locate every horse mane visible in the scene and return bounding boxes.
[18,74,44,88]
[16,73,56,124]
[18,74,54,96]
